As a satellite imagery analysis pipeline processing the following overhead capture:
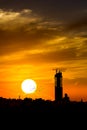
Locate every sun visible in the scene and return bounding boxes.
[21,79,37,94]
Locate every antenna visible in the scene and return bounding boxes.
[52,68,59,74]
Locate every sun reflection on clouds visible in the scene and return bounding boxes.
[0,9,41,30]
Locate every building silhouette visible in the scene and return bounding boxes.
[54,69,63,102]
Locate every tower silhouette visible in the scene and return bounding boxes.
[54,69,63,102]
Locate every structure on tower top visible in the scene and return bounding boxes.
[53,68,59,74]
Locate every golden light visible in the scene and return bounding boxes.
[21,79,37,94]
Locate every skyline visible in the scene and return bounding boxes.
[0,0,87,101]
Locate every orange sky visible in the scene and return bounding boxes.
[0,1,87,101]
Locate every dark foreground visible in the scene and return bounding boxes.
[0,97,87,128]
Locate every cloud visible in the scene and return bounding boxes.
[0,8,87,66]
[0,9,40,30]
[66,16,87,31]
[0,0,87,20]
[0,9,64,56]
[13,42,86,65]
[62,16,87,39]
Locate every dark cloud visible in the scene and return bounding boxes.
[66,16,87,31]
[0,25,59,56]
[0,1,87,64]
[21,44,87,64]
[20,47,79,64]
[0,46,79,65]
[1,43,87,65]
[0,0,87,21]
[0,9,64,56]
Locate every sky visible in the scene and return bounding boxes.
[0,0,87,101]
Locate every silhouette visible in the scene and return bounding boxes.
[54,68,63,102]
[0,97,87,128]
[0,70,86,127]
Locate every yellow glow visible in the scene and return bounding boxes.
[48,37,66,45]
[21,79,37,94]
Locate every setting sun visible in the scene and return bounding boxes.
[21,79,37,94]
[0,1,87,101]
